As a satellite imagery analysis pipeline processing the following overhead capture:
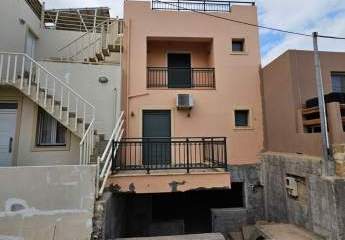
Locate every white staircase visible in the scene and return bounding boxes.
[56,19,123,63]
[0,52,95,164]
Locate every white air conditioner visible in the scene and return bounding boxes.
[176,94,194,110]
[285,176,298,197]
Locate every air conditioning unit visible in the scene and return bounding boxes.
[285,176,298,197]
[176,94,194,110]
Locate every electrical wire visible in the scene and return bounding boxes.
[154,0,345,40]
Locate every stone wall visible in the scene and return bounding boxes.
[93,191,127,240]
[211,164,265,233]
[262,152,345,240]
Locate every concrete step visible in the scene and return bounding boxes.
[116,233,225,240]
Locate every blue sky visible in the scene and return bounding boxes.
[45,0,345,65]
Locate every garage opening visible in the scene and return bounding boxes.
[110,183,244,238]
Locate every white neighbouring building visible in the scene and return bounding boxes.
[0,0,123,239]
[0,0,123,167]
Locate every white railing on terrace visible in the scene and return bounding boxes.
[0,52,95,165]
[56,19,123,62]
[96,111,124,197]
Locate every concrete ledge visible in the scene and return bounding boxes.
[0,165,96,240]
[107,171,231,193]
[117,233,225,240]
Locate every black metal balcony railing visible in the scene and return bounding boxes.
[147,67,215,88]
[111,137,228,173]
[152,0,255,12]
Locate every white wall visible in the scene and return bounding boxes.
[36,29,88,60]
[39,61,122,139]
[0,0,41,53]
[17,97,81,166]
[0,165,96,240]
[0,87,80,167]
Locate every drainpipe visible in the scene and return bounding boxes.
[312,32,334,176]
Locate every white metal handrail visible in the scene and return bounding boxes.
[97,111,124,197]
[56,18,122,62]
[0,52,96,165]
[80,120,95,165]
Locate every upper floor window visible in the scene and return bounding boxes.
[331,73,345,93]
[36,107,66,146]
[232,39,245,52]
[234,109,250,128]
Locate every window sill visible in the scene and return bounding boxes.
[230,51,248,55]
[233,126,254,131]
[32,144,70,152]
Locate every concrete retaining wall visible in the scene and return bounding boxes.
[0,165,96,240]
[262,152,345,240]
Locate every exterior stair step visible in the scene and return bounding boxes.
[108,44,121,53]
[96,52,105,61]
[102,48,110,57]
[89,57,97,63]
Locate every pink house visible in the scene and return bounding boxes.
[105,0,265,237]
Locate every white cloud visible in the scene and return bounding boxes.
[258,0,345,65]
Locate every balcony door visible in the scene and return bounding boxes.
[143,110,171,166]
[168,53,191,88]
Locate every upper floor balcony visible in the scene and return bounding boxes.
[147,37,215,89]
[151,0,255,12]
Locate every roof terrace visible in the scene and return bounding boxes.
[151,0,255,12]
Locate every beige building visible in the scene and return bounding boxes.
[262,50,345,156]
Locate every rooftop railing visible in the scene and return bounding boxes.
[151,0,255,12]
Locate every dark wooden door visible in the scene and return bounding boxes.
[143,110,171,165]
[168,53,191,88]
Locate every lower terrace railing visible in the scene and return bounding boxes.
[147,67,215,88]
[112,137,228,173]
[151,0,255,12]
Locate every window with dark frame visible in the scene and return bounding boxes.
[232,39,245,52]
[36,107,66,146]
[331,73,345,93]
[235,109,249,127]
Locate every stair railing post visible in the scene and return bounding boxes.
[83,102,86,136]
[6,55,11,83]
[28,61,33,95]
[36,68,40,101]
[66,90,70,123]
[75,98,79,130]
[13,55,17,84]
[88,34,92,62]
[186,137,190,173]
[59,86,63,119]
[51,79,55,113]
[20,55,25,89]
[44,74,48,107]
[79,140,83,165]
